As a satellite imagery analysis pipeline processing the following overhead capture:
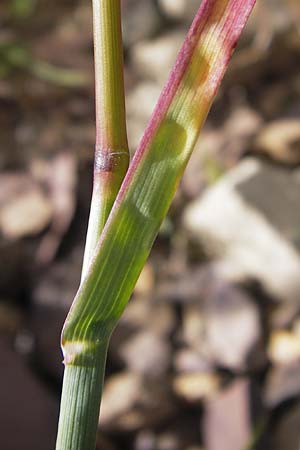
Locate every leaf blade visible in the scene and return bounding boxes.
[63,0,256,346]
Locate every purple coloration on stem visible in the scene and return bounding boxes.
[94,148,129,174]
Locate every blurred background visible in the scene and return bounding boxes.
[1,0,300,449]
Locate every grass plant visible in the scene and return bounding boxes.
[56,1,256,449]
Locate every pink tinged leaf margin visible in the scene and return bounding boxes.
[117,0,256,199]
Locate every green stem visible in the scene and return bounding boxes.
[56,340,109,450]
[81,0,129,280]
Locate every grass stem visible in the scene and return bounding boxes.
[81,0,129,280]
[56,1,128,448]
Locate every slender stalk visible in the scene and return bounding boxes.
[56,1,128,449]
[81,0,129,279]
[56,341,109,450]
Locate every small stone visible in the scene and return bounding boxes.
[203,281,263,371]
[182,107,262,198]
[255,119,300,165]
[173,372,220,403]
[222,106,263,164]
[0,187,52,239]
[225,106,262,139]
[158,0,199,23]
[100,372,176,432]
[164,270,263,371]
[110,297,175,366]
[268,330,300,365]
[100,372,142,427]
[183,158,300,304]
[119,330,171,376]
